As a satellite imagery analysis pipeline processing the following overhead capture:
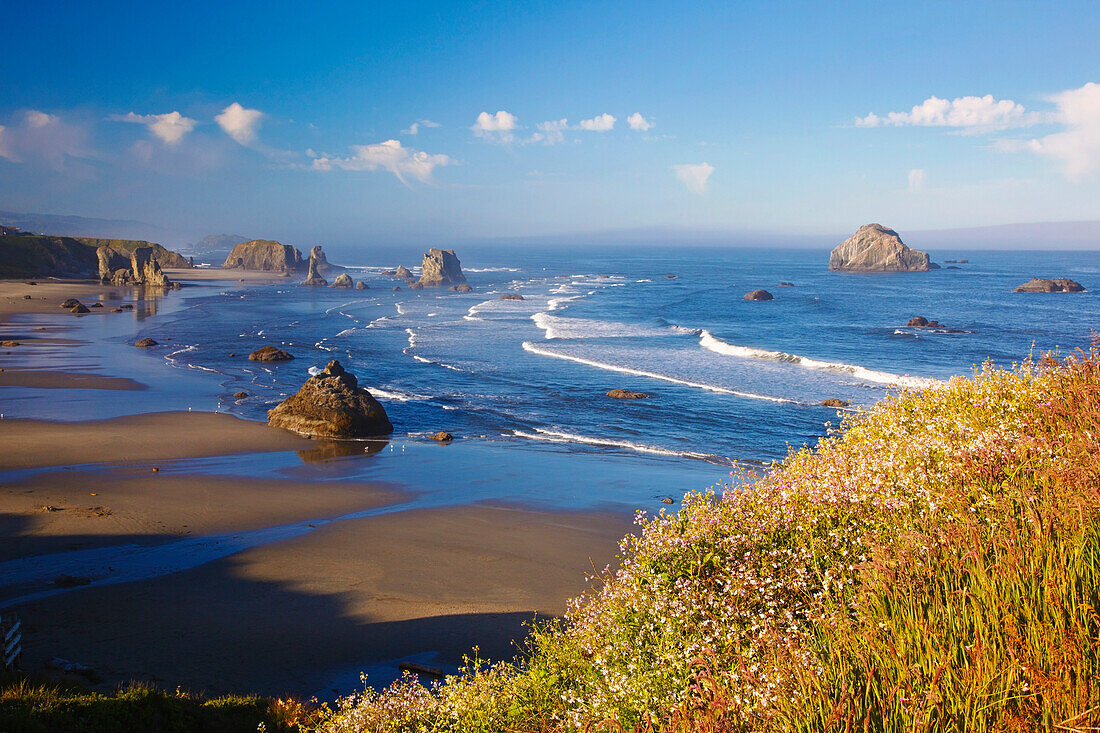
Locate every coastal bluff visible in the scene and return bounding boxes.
[829,223,937,272]
[223,240,304,272]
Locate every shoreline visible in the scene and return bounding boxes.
[0,273,636,696]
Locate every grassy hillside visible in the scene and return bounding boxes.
[0,234,99,278]
[318,346,1100,732]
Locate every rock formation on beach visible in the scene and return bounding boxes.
[79,239,190,269]
[607,389,649,399]
[1014,278,1085,293]
[331,273,354,288]
[134,338,158,348]
[248,346,294,361]
[829,224,937,272]
[744,289,773,301]
[394,265,412,280]
[223,240,304,272]
[267,359,393,438]
[416,249,466,287]
[100,246,172,288]
[301,246,328,286]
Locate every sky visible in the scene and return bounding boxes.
[1,0,1099,249]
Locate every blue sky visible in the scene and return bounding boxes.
[1,0,1099,248]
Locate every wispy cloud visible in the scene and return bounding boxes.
[531,118,569,145]
[110,111,196,144]
[0,110,91,168]
[310,139,453,186]
[627,113,653,131]
[402,119,440,135]
[1006,82,1100,180]
[908,168,925,192]
[579,113,616,132]
[673,162,714,194]
[216,102,264,146]
[472,110,518,143]
[855,94,1034,132]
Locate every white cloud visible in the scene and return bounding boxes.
[627,113,653,131]
[531,118,568,145]
[401,119,440,135]
[311,139,453,186]
[579,113,616,132]
[908,168,925,192]
[1019,82,1100,180]
[0,110,90,168]
[672,162,714,194]
[25,110,56,128]
[111,111,197,144]
[216,102,264,146]
[472,110,518,143]
[856,94,1031,131]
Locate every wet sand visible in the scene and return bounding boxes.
[0,279,634,696]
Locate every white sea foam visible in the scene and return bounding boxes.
[510,428,733,465]
[531,313,682,340]
[547,294,582,311]
[308,365,322,376]
[367,386,430,402]
[464,266,521,272]
[520,342,794,403]
[697,330,936,388]
[164,345,224,375]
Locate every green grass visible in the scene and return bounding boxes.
[0,672,316,732]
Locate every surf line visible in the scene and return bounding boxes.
[520,342,796,404]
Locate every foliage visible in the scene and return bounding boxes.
[316,345,1100,732]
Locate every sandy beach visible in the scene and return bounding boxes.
[0,274,635,697]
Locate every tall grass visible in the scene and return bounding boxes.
[318,347,1100,732]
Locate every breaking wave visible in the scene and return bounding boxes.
[697,330,935,388]
[510,428,733,465]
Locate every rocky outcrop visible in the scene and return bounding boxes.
[60,299,83,309]
[355,280,369,290]
[102,247,172,287]
[249,346,294,361]
[394,265,412,280]
[429,431,453,442]
[450,283,473,293]
[1014,278,1085,293]
[829,224,937,272]
[134,338,158,348]
[907,316,943,327]
[744,289,773,301]
[223,240,304,272]
[416,249,466,287]
[78,239,190,269]
[301,246,328,286]
[607,389,649,399]
[267,360,393,438]
[331,273,354,288]
[499,293,524,300]
[71,304,90,314]
[820,398,849,408]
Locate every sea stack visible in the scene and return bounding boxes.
[829,224,937,272]
[416,248,466,287]
[301,246,328,286]
[1014,278,1085,293]
[223,240,304,272]
[101,246,172,287]
[267,360,393,438]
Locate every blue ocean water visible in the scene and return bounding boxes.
[142,245,1098,470]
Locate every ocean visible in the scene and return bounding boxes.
[7,244,1099,512]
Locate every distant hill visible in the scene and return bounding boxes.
[182,234,251,264]
[0,210,187,247]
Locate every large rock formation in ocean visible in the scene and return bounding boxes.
[301,246,329,286]
[267,360,393,438]
[1014,277,1085,293]
[222,240,304,272]
[99,246,172,287]
[416,248,466,287]
[331,273,354,288]
[829,224,937,272]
